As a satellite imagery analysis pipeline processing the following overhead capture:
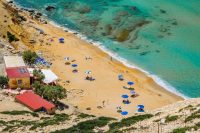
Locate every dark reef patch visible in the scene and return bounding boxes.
[139,51,150,56]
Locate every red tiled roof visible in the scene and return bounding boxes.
[15,92,55,111]
[6,67,30,78]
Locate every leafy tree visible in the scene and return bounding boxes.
[33,69,45,82]
[0,76,8,88]
[22,50,38,65]
[43,85,67,103]
[32,81,67,103]
[32,81,44,96]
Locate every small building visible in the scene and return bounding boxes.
[6,67,31,89]
[4,56,26,68]
[28,68,58,85]
[15,91,55,114]
[3,56,31,89]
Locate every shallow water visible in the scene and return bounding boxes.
[14,0,200,98]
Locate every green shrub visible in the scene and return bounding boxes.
[109,114,153,130]
[0,76,8,87]
[185,109,200,122]
[0,113,69,132]
[22,50,38,65]
[193,122,200,130]
[33,69,45,82]
[30,113,69,130]
[172,127,190,133]
[0,120,6,125]
[7,31,19,43]
[51,116,115,133]
[77,113,95,119]
[165,115,179,123]
[0,110,39,117]
[1,119,36,132]
[172,122,200,133]
[32,82,67,103]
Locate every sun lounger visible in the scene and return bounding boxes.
[131,94,139,98]
[138,108,144,112]
[122,99,131,104]
[85,76,95,81]
[123,86,135,90]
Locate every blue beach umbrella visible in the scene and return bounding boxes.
[59,38,64,41]
[121,111,128,115]
[138,105,145,112]
[121,94,129,98]
[72,64,78,67]
[127,81,134,86]
[59,38,65,43]
[138,105,144,109]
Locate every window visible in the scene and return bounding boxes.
[17,80,22,85]
[19,68,27,74]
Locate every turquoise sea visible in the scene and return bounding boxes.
[14,0,200,98]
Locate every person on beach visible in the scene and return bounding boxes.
[102,100,105,107]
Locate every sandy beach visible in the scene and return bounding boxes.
[0,0,183,118]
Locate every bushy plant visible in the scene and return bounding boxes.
[30,113,69,130]
[43,85,67,103]
[32,82,67,103]
[33,69,45,81]
[32,81,43,96]
[165,115,179,123]
[172,127,190,133]
[51,117,114,133]
[109,114,153,130]
[22,50,38,65]
[0,113,69,132]
[185,109,200,122]
[0,110,39,117]
[77,113,95,119]
[0,76,8,87]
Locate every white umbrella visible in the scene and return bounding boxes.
[85,70,92,75]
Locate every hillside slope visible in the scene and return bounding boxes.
[0,90,199,133]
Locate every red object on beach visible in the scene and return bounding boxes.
[6,67,30,78]
[15,91,55,111]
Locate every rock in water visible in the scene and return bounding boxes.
[45,6,55,11]
[116,29,130,42]
[78,6,91,14]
